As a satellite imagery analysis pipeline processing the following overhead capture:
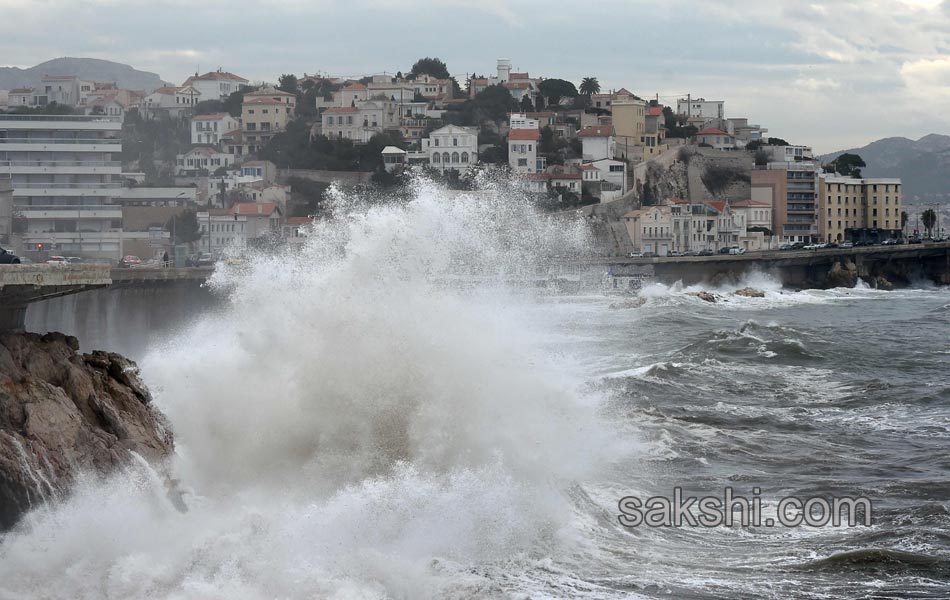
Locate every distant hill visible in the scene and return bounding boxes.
[820,134,950,204]
[0,57,166,92]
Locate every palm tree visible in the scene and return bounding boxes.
[579,77,601,97]
[922,208,937,238]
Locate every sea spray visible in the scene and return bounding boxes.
[0,175,618,599]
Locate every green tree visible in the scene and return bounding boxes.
[831,153,867,178]
[537,78,578,106]
[9,102,75,115]
[922,208,937,237]
[766,137,789,146]
[519,95,535,112]
[194,99,225,115]
[579,77,601,97]
[223,89,249,118]
[165,209,203,245]
[901,210,909,233]
[409,57,451,80]
[278,74,299,95]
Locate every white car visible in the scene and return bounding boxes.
[45,255,68,265]
[628,252,643,258]
[728,247,746,255]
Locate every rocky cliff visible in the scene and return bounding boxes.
[0,332,173,530]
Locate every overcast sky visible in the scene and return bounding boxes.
[2,0,949,152]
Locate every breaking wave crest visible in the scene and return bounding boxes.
[0,177,619,599]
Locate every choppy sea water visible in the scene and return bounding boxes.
[1,180,949,599]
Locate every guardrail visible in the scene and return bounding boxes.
[0,160,121,168]
[0,114,122,123]
[13,182,121,189]
[0,138,120,145]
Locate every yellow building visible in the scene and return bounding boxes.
[241,87,297,155]
[818,175,903,242]
[611,99,646,160]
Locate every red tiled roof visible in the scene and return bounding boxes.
[343,83,367,91]
[697,128,731,137]
[193,113,232,120]
[550,173,582,180]
[42,74,78,81]
[510,72,530,79]
[471,78,488,84]
[324,106,358,113]
[647,106,664,117]
[285,216,313,226]
[666,197,689,204]
[578,125,615,137]
[705,201,727,213]
[509,128,540,141]
[186,71,248,83]
[231,202,279,216]
[153,86,183,95]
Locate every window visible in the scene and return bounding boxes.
[434,138,439,147]
[451,152,459,163]
[453,138,458,146]
[518,158,528,166]
[442,152,450,164]
[461,152,469,163]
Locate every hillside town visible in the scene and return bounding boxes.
[0,56,933,265]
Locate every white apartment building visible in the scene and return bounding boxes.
[175,146,235,176]
[0,114,126,259]
[677,97,725,120]
[579,125,616,162]
[183,70,249,101]
[191,113,241,145]
[143,86,202,118]
[508,128,540,174]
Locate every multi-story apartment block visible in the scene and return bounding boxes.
[241,88,296,155]
[0,114,126,259]
[508,128,540,174]
[752,159,820,243]
[676,97,725,121]
[818,176,903,243]
[191,113,241,146]
[143,86,202,118]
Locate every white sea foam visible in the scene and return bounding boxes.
[0,176,622,599]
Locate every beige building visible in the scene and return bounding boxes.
[241,88,296,155]
[818,176,903,243]
[612,98,647,160]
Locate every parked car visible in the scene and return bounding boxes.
[65,256,84,263]
[187,253,215,267]
[118,255,142,268]
[881,238,898,246]
[791,242,807,250]
[668,251,683,257]
[698,249,714,256]
[642,252,657,258]
[0,247,21,264]
[718,247,732,255]
[839,241,854,249]
[728,247,746,255]
[778,243,793,251]
[908,237,923,244]
[627,251,643,258]
[46,255,69,265]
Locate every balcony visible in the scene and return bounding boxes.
[18,204,122,220]
[0,138,121,153]
[0,114,122,132]
[12,182,122,197]
[0,159,122,175]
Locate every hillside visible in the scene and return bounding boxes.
[821,134,950,204]
[0,57,166,92]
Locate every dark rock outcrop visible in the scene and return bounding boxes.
[690,291,720,303]
[0,332,173,531]
[826,260,859,288]
[734,287,765,298]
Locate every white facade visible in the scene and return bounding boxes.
[677,98,725,120]
[175,147,235,175]
[143,86,202,117]
[579,126,616,162]
[0,114,126,259]
[191,113,241,145]
[183,70,249,101]
[422,125,478,173]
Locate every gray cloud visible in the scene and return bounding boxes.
[0,0,948,151]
